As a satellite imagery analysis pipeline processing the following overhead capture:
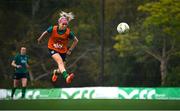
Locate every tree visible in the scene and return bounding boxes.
[114,0,180,85]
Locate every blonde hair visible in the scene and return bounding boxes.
[59,11,74,22]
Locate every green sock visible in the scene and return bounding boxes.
[11,87,17,98]
[62,71,68,79]
[22,87,26,98]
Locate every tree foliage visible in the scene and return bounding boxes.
[114,0,180,85]
[0,0,179,88]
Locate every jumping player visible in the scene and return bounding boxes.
[37,11,78,84]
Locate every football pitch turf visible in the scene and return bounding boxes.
[0,99,180,110]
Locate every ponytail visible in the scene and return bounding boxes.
[59,11,74,22]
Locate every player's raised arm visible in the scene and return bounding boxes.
[37,31,48,44]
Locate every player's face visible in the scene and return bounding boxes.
[59,22,68,30]
[20,47,26,55]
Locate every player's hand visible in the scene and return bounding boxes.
[66,50,72,55]
[16,65,22,68]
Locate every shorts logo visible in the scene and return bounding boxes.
[51,51,55,54]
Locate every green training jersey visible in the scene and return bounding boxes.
[13,54,29,73]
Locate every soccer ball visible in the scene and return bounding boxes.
[117,22,130,33]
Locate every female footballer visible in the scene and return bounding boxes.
[37,11,78,84]
[11,47,30,99]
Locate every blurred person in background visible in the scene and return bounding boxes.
[11,47,30,99]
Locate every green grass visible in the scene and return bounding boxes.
[0,99,180,110]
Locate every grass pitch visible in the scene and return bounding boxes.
[0,99,179,110]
